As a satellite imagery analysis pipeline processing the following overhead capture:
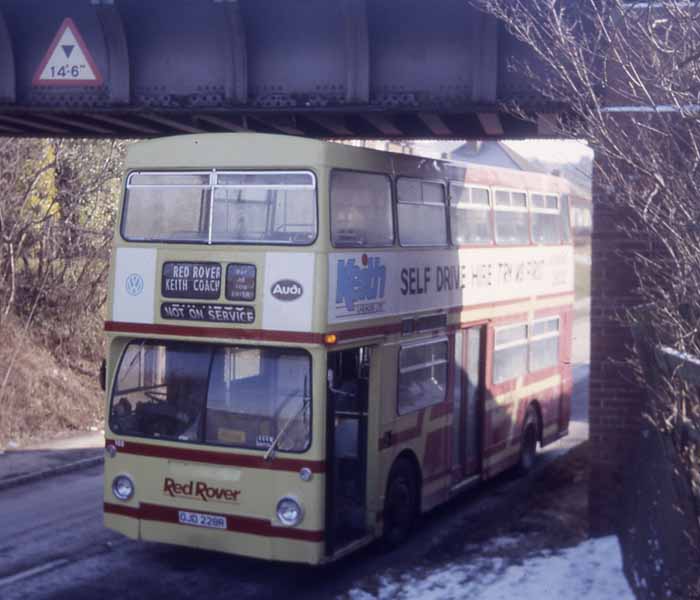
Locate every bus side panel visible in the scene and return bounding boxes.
[534,305,573,446]
[365,344,386,536]
[376,341,454,518]
[376,343,400,528]
[482,302,574,478]
[483,322,519,478]
[556,305,573,440]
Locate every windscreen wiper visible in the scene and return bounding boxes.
[263,376,310,461]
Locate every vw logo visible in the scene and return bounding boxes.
[125,273,144,296]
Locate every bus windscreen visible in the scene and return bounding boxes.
[109,341,312,453]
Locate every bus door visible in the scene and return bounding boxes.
[325,347,370,555]
[452,326,485,482]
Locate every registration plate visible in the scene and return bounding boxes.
[178,510,227,530]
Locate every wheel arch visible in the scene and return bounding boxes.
[391,449,423,513]
[526,399,544,444]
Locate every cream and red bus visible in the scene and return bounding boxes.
[103,133,574,564]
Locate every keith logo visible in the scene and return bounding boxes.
[125,273,144,296]
[163,478,241,503]
[335,255,386,312]
[270,279,303,301]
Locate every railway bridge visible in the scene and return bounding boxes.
[0,0,636,533]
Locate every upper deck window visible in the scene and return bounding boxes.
[449,182,493,245]
[530,193,561,245]
[122,171,317,246]
[494,190,529,245]
[397,178,448,247]
[560,194,572,243]
[331,170,394,247]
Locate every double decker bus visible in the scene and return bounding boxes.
[103,133,573,564]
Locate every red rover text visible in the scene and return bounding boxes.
[163,478,242,503]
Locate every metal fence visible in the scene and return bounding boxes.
[651,345,700,447]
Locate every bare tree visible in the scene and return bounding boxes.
[474,1,700,597]
[0,138,126,366]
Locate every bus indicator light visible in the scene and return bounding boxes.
[324,334,337,345]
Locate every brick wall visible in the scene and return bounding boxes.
[588,161,647,534]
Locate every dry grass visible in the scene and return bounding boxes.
[0,315,103,449]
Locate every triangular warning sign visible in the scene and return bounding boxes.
[33,18,103,87]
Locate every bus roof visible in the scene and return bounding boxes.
[125,133,466,181]
[126,133,580,196]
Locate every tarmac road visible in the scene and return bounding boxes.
[0,310,590,600]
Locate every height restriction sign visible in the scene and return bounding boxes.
[33,18,103,86]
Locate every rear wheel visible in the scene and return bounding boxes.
[382,458,418,548]
[518,407,539,474]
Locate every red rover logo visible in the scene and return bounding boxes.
[163,478,241,503]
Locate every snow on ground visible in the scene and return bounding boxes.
[344,536,634,600]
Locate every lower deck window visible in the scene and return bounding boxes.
[109,341,311,452]
[493,324,528,384]
[530,318,560,372]
[398,340,448,415]
[493,318,562,384]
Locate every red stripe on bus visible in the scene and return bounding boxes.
[104,503,140,518]
[429,401,452,420]
[536,291,575,302]
[483,441,508,458]
[106,439,326,473]
[395,410,426,444]
[448,291,574,316]
[104,321,324,344]
[378,410,425,450]
[488,364,566,396]
[449,297,530,313]
[333,322,402,342]
[103,502,324,542]
[106,292,574,346]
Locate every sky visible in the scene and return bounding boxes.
[407,139,593,166]
[505,139,593,164]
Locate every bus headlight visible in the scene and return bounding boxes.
[276,496,304,527]
[112,474,135,501]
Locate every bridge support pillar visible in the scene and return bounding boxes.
[588,154,647,534]
[0,8,14,104]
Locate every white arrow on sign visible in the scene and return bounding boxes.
[33,18,103,87]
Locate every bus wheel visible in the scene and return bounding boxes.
[383,459,418,548]
[518,407,539,474]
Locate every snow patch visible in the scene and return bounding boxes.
[345,536,633,600]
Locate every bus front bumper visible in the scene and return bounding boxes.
[104,502,325,564]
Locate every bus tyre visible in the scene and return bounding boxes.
[518,407,539,475]
[382,459,418,549]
